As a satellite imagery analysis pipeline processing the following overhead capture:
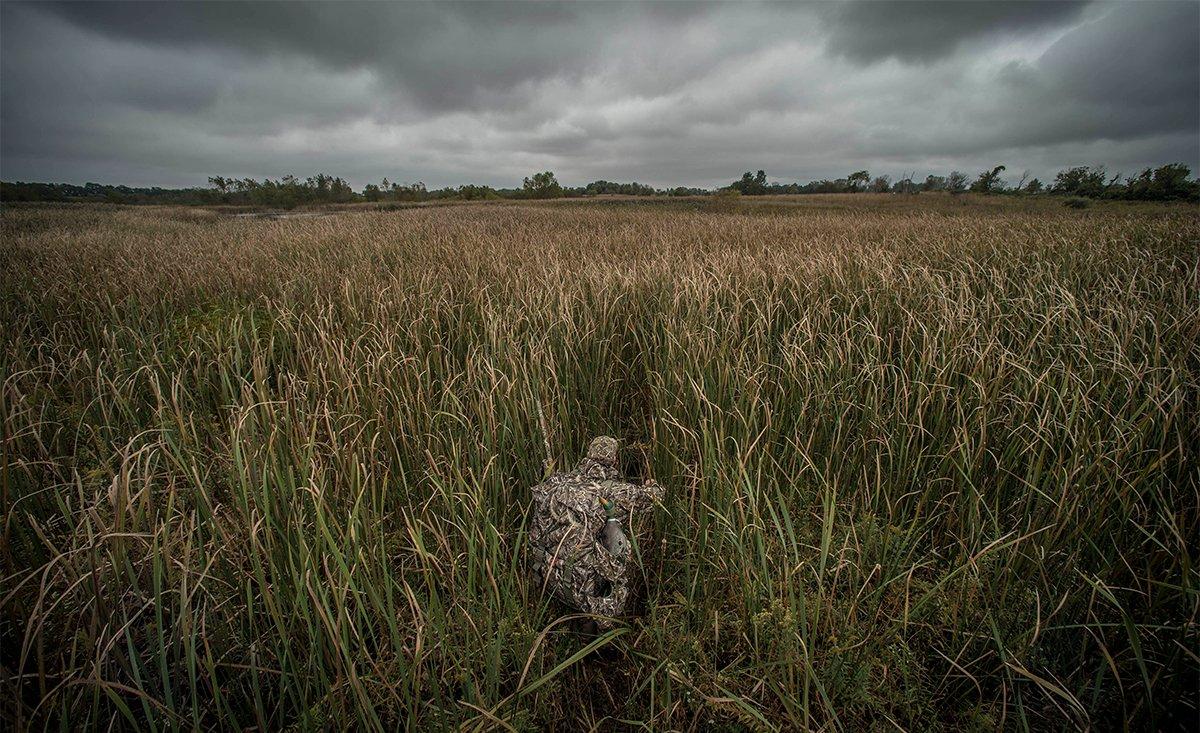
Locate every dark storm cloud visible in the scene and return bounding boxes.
[825,0,1094,63]
[846,2,1200,155]
[1,1,1196,188]
[34,1,724,114]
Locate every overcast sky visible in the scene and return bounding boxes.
[2,1,1197,189]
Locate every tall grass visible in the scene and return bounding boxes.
[2,198,1197,730]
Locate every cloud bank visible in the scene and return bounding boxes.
[2,1,1196,188]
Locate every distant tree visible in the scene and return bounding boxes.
[729,170,768,195]
[946,171,969,194]
[329,177,354,202]
[794,178,846,194]
[1052,166,1107,197]
[892,172,919,194]
[1105,170,1124,196]
[922,175,947,192]
[847,170,870,192]
[457,184,496,200]
[10,160,1196,206]
[1123,163,1199,201]
[523,171,563,199]
[970,165,1007,194]
[1151,163,1196,199]
[869,175,891,193]
[1,180,220,204]
[581,180,657,196]
[768,181,803,194]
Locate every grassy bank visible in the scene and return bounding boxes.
[2,198,1197,729]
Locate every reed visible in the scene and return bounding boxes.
[2,197,1196,729]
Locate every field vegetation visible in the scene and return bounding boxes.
[2,196,1197,730]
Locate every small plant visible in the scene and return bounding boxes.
[1063,196,1090,209]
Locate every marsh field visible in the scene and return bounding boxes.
[2,195,1197,730]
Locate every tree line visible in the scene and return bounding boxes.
[3,163,1196,205]
[724,163,1198,200]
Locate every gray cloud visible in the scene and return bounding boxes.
[1,1,1196,189]
[32,1,728,114]
[825,0,1094,63]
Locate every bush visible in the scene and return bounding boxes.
[1063,197,1090,209]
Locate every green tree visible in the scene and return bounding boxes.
[847,170,870,192]
[1052,166,1107,197]
[946,171,968,194]
[457,184,496,200]
[970,165,1007,194]
[1124,163,1199,201]
[522,171,563,199]
[922,175,947,192]
[729,171,768,195]
[892,175,919,195]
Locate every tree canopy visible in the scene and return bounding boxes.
[522,171,563,199]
